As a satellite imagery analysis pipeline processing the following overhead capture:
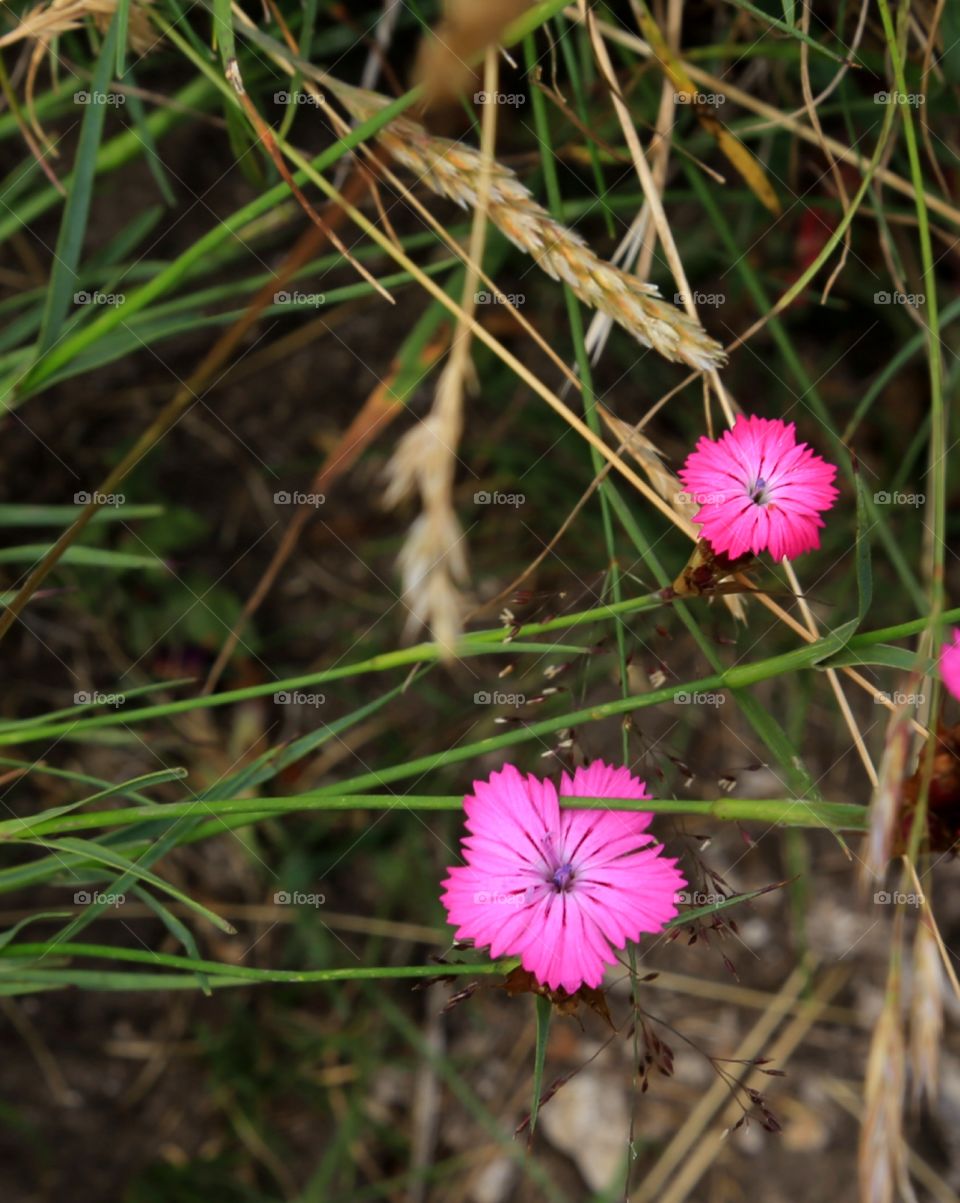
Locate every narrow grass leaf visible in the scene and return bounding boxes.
[35,13,120,356]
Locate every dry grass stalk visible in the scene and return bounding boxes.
[331,82,725,371]
[598,406,698,523]
[909,914,944,1106]
[1,0,155,147]
[860,976,911,1203]
[862,706,914,884]
[0,0,153,50]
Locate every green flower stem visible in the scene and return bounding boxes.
[0,795,867,840]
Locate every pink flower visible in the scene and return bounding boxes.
[941,628,960,700]
[440,761,686,993]
[678,414,838,561]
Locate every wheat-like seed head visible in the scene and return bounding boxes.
[909,916,943,1106]
[860,988,907,1203]
[383,370,470,654]
[0,0,155,54]
[862,709,912,884]
[334,84,726,372]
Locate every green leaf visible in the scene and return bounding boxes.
[0,912,70,950]
[668,882,785,927]
[0,768,186,838]
[131,887,212,996]
[0,504,162,527]
[941,3,960,84]
[530,994,552,1137]
[35,13,121,356]
[114,0,132,77]
[0,544,164,571]
[816,645,932,673]
[31,838,235,933]
[212,0,236,71]
[854,471,874,624]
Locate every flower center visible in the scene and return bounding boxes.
[551,862,576,892]
[749,476,770,505]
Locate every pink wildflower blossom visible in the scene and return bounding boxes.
[440,761,686,993]
[941,628,960,700]
[678,414,839,561]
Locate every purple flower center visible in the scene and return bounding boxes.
[749,476,770,505]
[551,862,576,892]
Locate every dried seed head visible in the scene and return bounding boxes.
[333,84,726,372]
[384,371,469,653]
[909,916,944,1107]
[860,987,907,1203]
[862,707,913,885]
